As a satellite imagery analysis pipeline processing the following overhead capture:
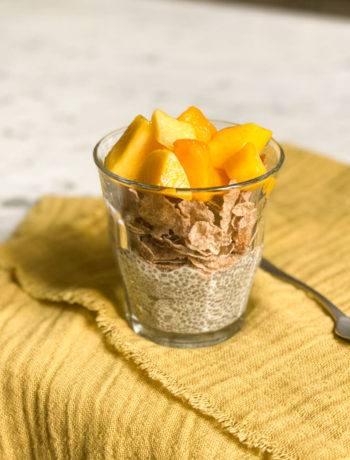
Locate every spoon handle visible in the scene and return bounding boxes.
[260,258,344,322]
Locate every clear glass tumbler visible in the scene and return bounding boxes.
[93,121,284,348]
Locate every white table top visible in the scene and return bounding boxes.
[1,0,349,242]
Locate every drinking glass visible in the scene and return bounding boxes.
[94,121,284,348]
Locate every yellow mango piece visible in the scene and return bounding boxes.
[178,106,217,144]
[263,177,275,196]
[209,123,272,169]
[259,152,275,195]
[174,139,214,201]
[223,143,267,185]
[174,139,211,189]
[105,115,155,181]
[151,109,197,150]
[173,140,229,201]
[198,167,229,200]
[211,167,229,187]
[138,149,191,199]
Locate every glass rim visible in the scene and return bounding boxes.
[93,120,285,193]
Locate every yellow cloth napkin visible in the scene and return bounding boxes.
[0,145,349,460]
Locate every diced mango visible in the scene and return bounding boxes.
[263,177,275,197]
[151,109,197,150]
[174,139,211,188]
[211,167,229,187]
[174,139,213,201]
[104,115,155,181]
[178,106,217,144]
[138,149,191,199]
[174,139,229,200]
[259,152,275,195]
[223,143,267,185]
[209,123,272,169]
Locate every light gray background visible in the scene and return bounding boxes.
[1,0,349,241]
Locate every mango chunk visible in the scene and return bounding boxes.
[174,139,212,201]
[209,123,272,169]
[263,177,275,196]
[174,139,229,201]
[211,167,229,187]
[174,139,211,188]
[105,115,155,181]
[178,106,217,144]
[138,149,191,199]
[223,143,267,184]
[151,109,197,150]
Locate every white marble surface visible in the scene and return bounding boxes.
[1,0,350,241]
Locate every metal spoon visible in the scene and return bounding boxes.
[260,258,350,341]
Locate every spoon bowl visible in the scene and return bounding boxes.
[334,316,350,340]
[260,258,350,342]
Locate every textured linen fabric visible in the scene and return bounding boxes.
[0,145,349,460]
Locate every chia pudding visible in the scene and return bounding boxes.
[117,245,262,334]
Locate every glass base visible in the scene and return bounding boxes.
[129,315,244,348]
